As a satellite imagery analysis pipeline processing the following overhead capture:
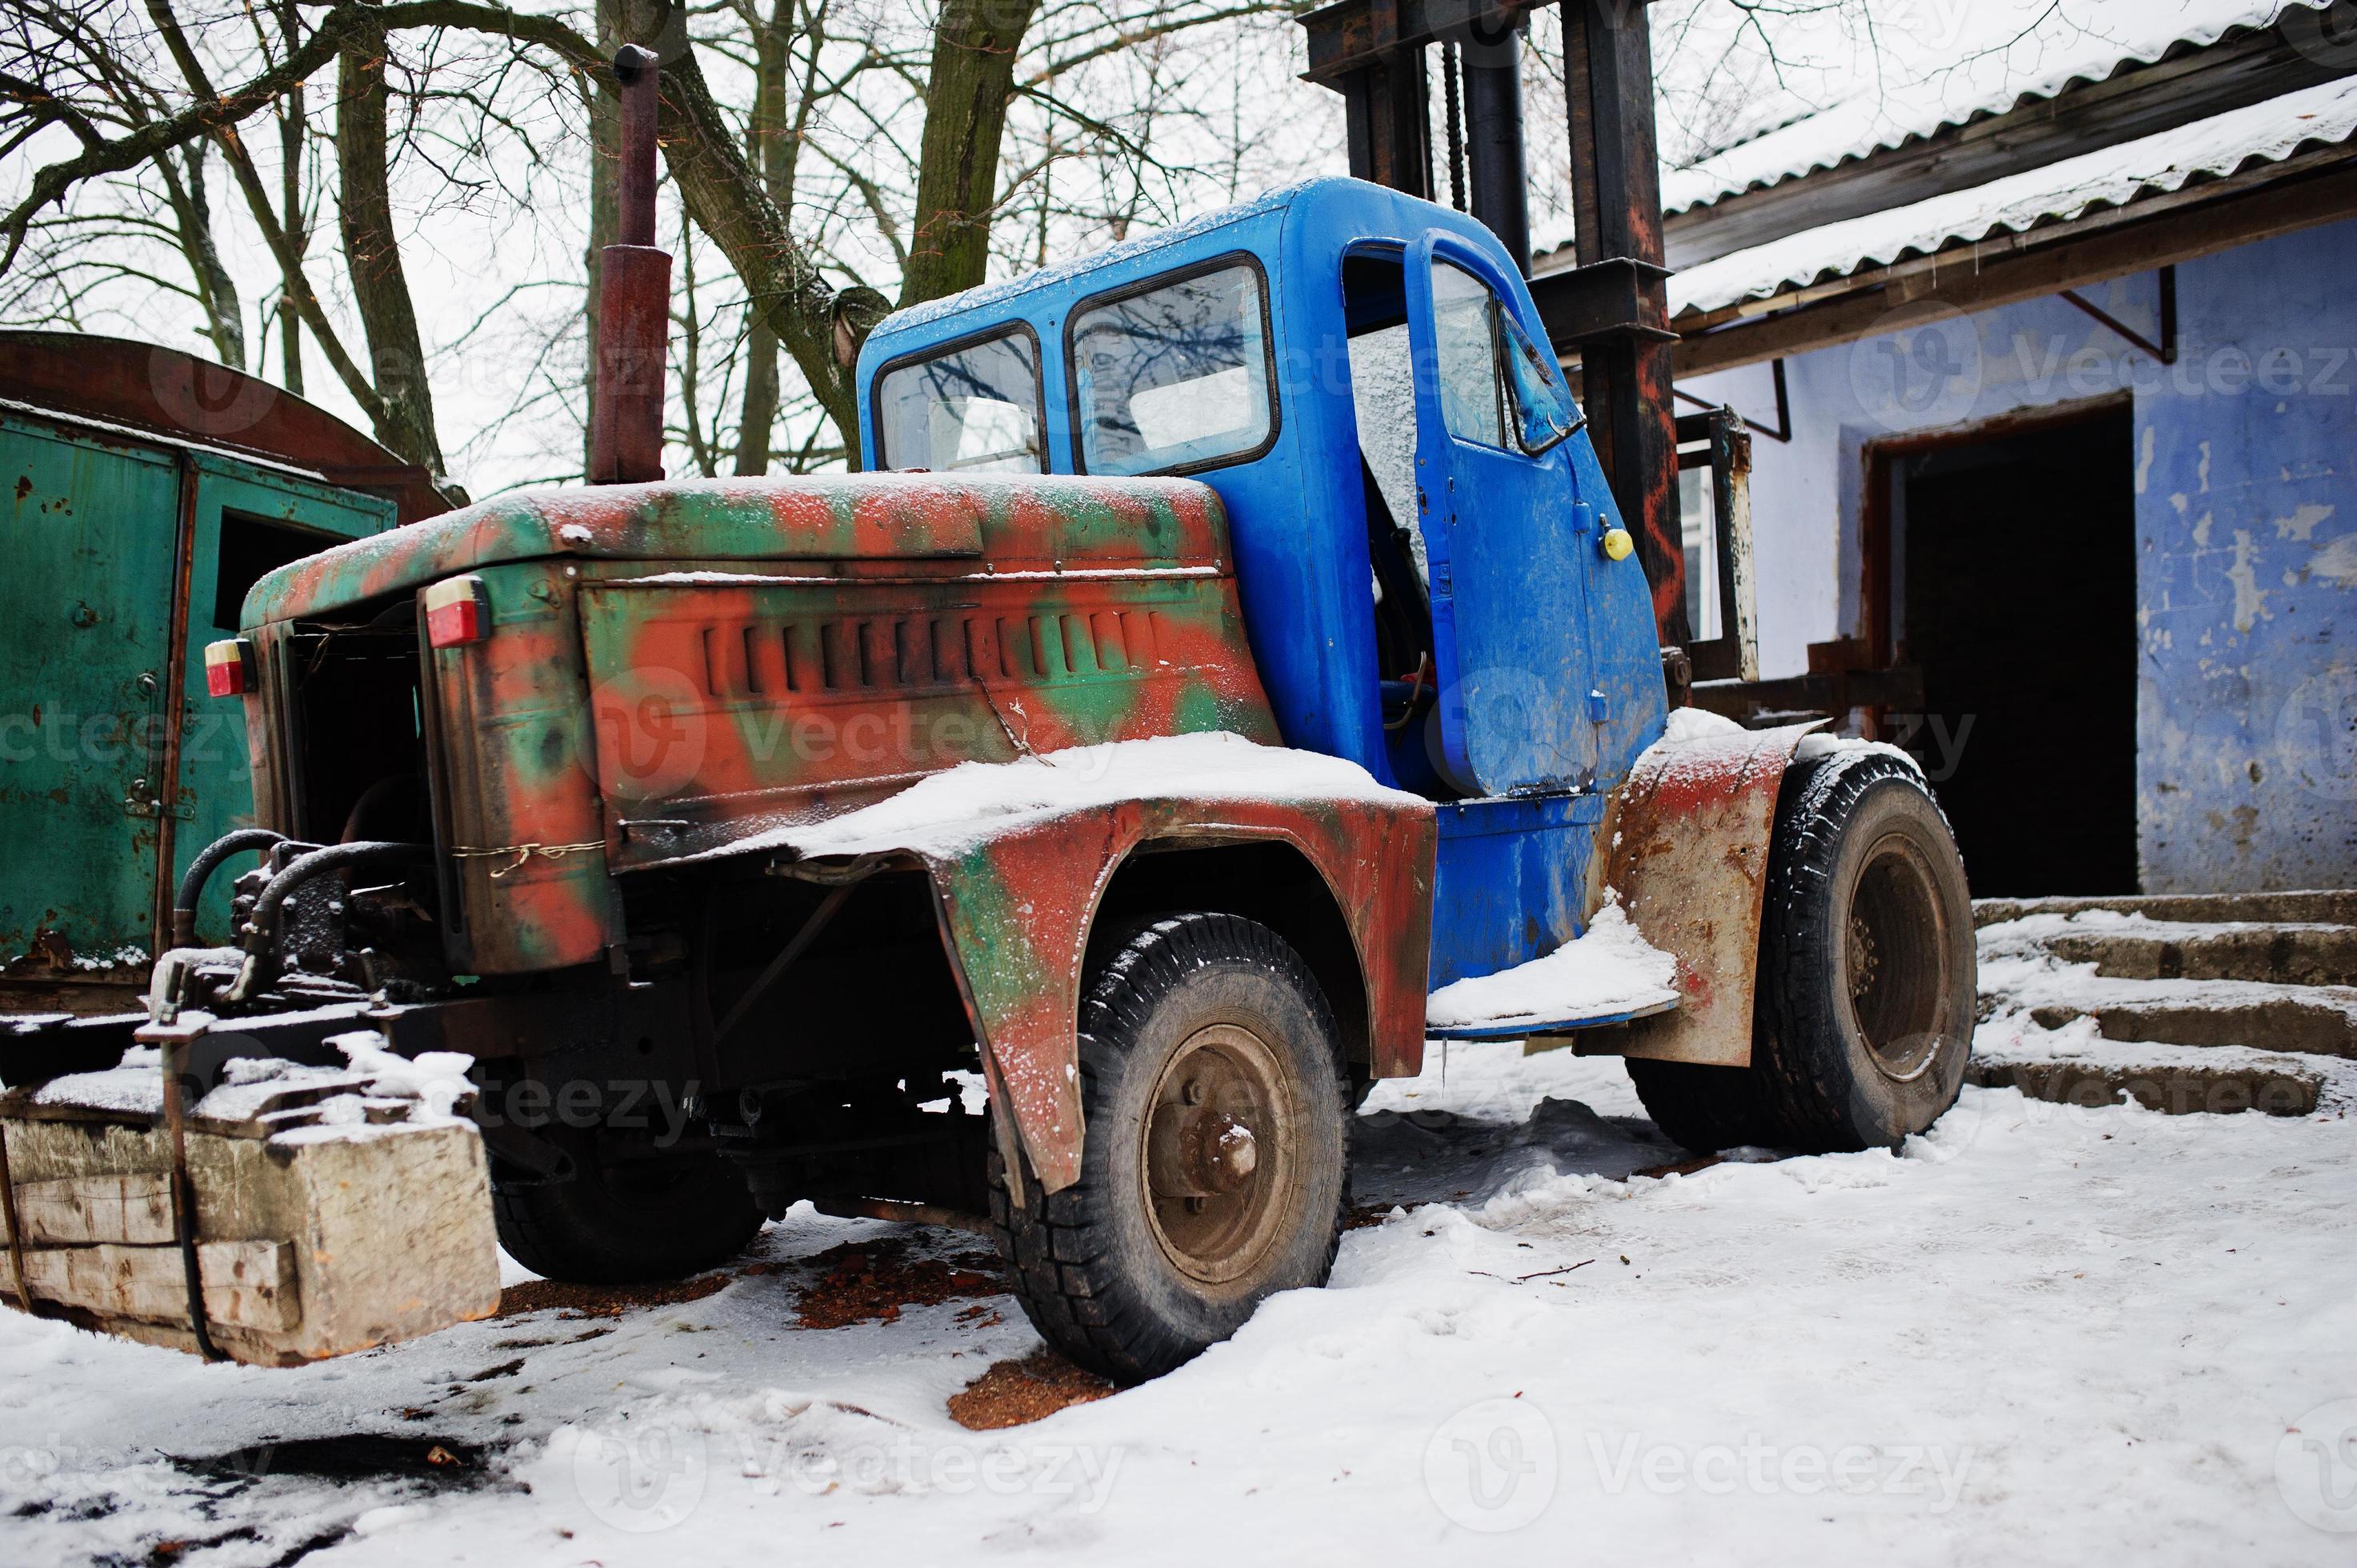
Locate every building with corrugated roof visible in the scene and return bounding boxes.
[1537,0,2355,895]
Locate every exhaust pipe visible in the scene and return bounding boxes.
[588,44,670,484]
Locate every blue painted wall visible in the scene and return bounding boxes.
[1683,216,2357,893]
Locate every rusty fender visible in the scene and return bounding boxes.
[906,795,1434,1194]
[1603,722,1823,1068]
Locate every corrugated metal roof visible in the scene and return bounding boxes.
[1531,0,2339,263]
[1667,74,2357,318]
[1654,0,2331,216]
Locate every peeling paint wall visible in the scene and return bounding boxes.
[1685,216,2356,894]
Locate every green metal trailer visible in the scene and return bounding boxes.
[0,332,444,1010]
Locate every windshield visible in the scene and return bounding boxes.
[874,331,1043,473]
[1070,263,1273,475]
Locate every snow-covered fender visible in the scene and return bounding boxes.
[917,794,1435,1195]
[1603,719,1824,1068]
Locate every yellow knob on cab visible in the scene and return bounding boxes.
[1600,526,1635,562]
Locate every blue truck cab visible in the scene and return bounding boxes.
[857,176,1668,997]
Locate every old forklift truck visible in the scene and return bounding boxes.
[0,55,1973,1382]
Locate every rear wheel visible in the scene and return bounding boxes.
[990,913,1350,1384]
[491,1126,764,1285]
[1631,750,1975,1154]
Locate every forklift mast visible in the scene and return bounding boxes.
[1299,0,1692,652]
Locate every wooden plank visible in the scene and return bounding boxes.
[0,1173,174,1246]
[2,1110,500,1362]
[1675,158,2357,377]
[18,1239,299,1333]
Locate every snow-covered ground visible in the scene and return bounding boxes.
[3,1035,2352,1565]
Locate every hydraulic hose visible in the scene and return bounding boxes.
[170,829,286,947]
[226,840,432,1002]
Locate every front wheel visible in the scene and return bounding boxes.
[1632,750,1975,1154]
[990,913,1350,1384]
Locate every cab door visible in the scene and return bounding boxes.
[1403,237,1600,794]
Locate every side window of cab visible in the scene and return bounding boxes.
[872,327,1046,473]
[1431,258,1583,458]
[1067,259,1278,476]
[1431,260,1507,448]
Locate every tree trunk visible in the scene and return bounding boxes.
[156,143,245,371]
[621,20,850,446]
[276,0,306,395]
[335,36,456,489]
[731,0,793,476]
[145,0,395,444]
[900,0,1040,309]
[679,206,717,477]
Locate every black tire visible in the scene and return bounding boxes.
[1624,1052,1779,1154]
[1631,750,1975,1154]
[989,913,1350,1384]
[491,1126,764,1285]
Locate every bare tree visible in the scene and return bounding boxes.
[335,22,455,486]
[0,1,247,364]
[2,0,1331,490]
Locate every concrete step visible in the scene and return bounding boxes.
[2023,994,2357,1058]
[1966,1054,2322,1117]
[1973,890,2357,930]
[2039,926,2357,987]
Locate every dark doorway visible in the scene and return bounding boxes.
[1879,402,2138,896]
[214,510,336,630]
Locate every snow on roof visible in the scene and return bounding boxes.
[1668,73,2357,319]
[1651,0,2329,218]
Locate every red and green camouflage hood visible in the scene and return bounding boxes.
[242,472,1228,625]
[237,474,1286,972]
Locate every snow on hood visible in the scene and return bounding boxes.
[732,730,1426,862]
[1671,73,2357,317]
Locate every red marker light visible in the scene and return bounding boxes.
[203,638,254,697]
[424,576,490,648]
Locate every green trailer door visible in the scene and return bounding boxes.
[169,458,396,943]
[1,417,397,974]
[0,416,182,968]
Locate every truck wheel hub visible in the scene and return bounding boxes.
[1847,834,1948,1082]
[1150,1108,1259,1196]
[1142,1024,1294,1285]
